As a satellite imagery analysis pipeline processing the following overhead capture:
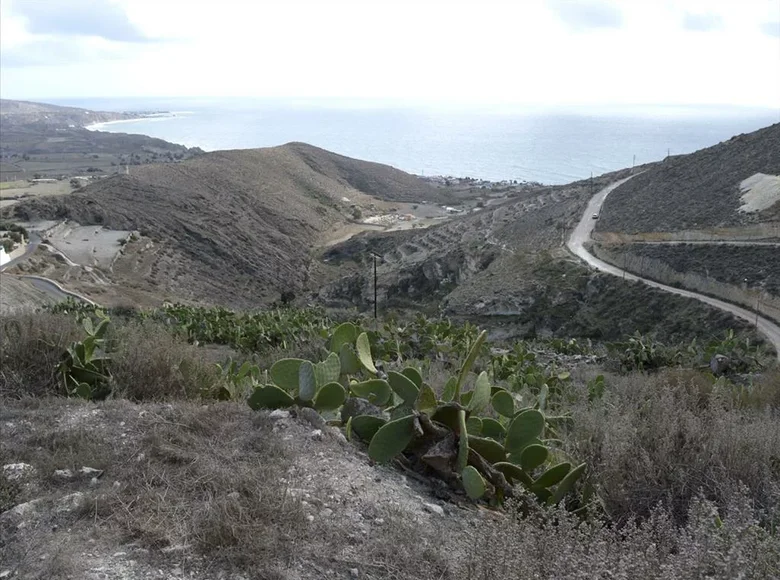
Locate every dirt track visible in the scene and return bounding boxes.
[568,177,780,359]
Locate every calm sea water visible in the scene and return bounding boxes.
[55,97,779,185]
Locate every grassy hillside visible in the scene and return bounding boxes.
[7,144,448,306]
[596,123,780,234]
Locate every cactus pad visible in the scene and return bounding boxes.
[466,416,483,435]
[351,415,387,441]
[368,414,416,463]
[315,352,341,387]
[468,371,491,414]
[505,409,545,455]
[461,466,486,500]
[490,389,515,418]
[270,358,304,392]
[494,461,534,487]
[480,418,506,441]
[313,382,347,410]
[356,332,378,374]
[401,367,423,389]
[519,443,548,472]
[414,383,437,415]
[388,371,420,405]
[550,462,586,505]
[339,343,361,375]
[468,435,506,464]
[298,360,317,401]
[350,379,392,406]
[248,385,295,410]
[533,462,572,489]
[329,322,357,354]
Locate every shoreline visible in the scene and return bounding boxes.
[85,112,188,132]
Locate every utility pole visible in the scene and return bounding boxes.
[370,252,381,320]
[632,154,636,172]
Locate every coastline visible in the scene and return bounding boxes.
[85,112,188,132]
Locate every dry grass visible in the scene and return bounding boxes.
[563,368,780,526]
[467,491,780,580]
[0,312,81,398]
[108,320,220,400]
[88,403,306,573]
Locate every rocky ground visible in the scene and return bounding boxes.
[0,399,487,580]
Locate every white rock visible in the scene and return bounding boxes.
[423,502,445,516]
[227,491,240,500]
[306,515,315,523]
[349,568,359,577]
[80,466,104,478]
[310,429,324,441]
[55,492,85,513]
[0,570,12,578]
[2,462,35,480]
[269,409,291,420]
[54,469,76,480]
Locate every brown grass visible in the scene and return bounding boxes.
[564,368,780,525]
[0,312,81,398]
[467,491,780,580]
[108,320,219,400]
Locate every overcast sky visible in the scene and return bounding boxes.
[1,0,779,109]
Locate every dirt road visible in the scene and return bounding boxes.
[568,176,780,359]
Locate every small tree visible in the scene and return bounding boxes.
[352,207,363,221]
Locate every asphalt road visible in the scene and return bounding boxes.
[0,235,41,272]
[567,175,780,360]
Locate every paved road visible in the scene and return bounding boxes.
[22,275,96,305]
[567,176,780,360]
[0,235,41,272]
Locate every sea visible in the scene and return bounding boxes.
[56,97,780,185]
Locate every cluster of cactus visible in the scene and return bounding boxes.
[57,310,112,400]
[248,322,589,509]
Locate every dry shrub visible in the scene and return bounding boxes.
[468,489,780,580]
[108,320,219,400]
[90,403,306,573]
[0,312,81,398]
[566,369,780,525]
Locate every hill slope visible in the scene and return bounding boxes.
[0,99,140,127]
[8,144,447,306]
[595,123,780,234]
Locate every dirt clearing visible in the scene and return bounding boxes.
[739,172,780,213]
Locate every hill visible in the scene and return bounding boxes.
[595,123,780,235]
[7,144,449,307]
[318,164,762,345]
[0,99,201,181]
[0,99,141,128]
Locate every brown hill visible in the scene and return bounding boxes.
[0,99,139,127]
[8,143,448,307]
[595,123,780,234]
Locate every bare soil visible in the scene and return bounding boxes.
[0,398,480,580]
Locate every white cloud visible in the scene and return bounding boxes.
[683,11,723,32]
[1,0,778,109]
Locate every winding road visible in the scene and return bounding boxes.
[567,176,780,360]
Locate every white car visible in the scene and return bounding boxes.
[592,213,600,219]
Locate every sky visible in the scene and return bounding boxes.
[1,0,779,109]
